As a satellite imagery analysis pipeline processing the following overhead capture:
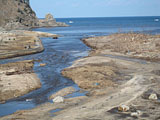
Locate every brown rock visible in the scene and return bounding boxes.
[0,60,41,102]
[40,63,47,67]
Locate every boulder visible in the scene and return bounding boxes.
[45,14,56,22]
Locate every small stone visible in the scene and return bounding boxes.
[26,99,32,102]
[131,112,139,117]
[53,36,58,39]
[149,94,158,100]
[53,96,64,103]
[118,105,130,112]
[131,110,142,117]
[149,76,155,80]
[40,63,46,67]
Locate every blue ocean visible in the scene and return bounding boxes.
[0,16,160,117]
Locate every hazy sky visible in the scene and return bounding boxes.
[30,0,160,18]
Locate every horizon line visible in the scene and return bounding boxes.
[38,15,160,19]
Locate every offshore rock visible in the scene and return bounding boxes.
[0,1,68,30]
[39,13,69,27]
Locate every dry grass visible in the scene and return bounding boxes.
[83,33,160,60]
[62,61,123,90]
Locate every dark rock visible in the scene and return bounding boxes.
[0,0,38,30]
[53,36,58,39]
[0,1,68,30]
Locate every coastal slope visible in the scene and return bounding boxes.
[0,0,68,30]
[0,0,38,29]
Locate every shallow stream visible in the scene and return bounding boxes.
[0,17,160,117]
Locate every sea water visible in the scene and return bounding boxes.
[0,16,160,117]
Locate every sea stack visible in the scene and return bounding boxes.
[0,0,68,30]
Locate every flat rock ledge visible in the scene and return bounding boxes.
[49,87,76,100]
[82,33,160,61]
[0,60,41,103]
[0,30,58,59]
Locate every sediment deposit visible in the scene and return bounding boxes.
[0,30,58,59]
[83,33,160,61]
[0,60,41,103]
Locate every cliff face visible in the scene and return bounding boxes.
[0,0,68,30]
[0,0,38,29]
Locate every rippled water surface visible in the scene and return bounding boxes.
[0,16,160,117]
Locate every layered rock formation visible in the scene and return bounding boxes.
[0,0,68,30]
[0,30,58,59]
[0,0,38,30]
[39,13,68,27]
[0,60,41,103]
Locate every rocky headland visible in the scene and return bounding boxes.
[0,0,68,30]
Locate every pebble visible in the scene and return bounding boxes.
[26,99,32,102]
[131,110,142,117]
[53,96,64,103]
[149,93,158,100]
[40,63,46,67]
[118,105,130,112]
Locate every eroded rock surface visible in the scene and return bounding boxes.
[83,33,160,61]
[39,14,68,27]
[0,1,68,30]
[0,0,38,30]
[49,87,76,99]
[0,60,41,103]
[0,30,58,59]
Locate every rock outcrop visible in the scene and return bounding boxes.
[0,60,41,103]
[0,0,68,30]
[0,30,58,59]
[82,33,160,61]
[0,0,38,30]
[39,14,68,27]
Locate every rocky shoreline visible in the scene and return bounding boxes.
[0,0,68,30]
[0,60,41,103]
[0,29,60,103]
[82,33,160,61]
[0,30,59,59]
[1,33,160,120]
[1,0,160,119]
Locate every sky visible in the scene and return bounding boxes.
[30,0,160,18]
